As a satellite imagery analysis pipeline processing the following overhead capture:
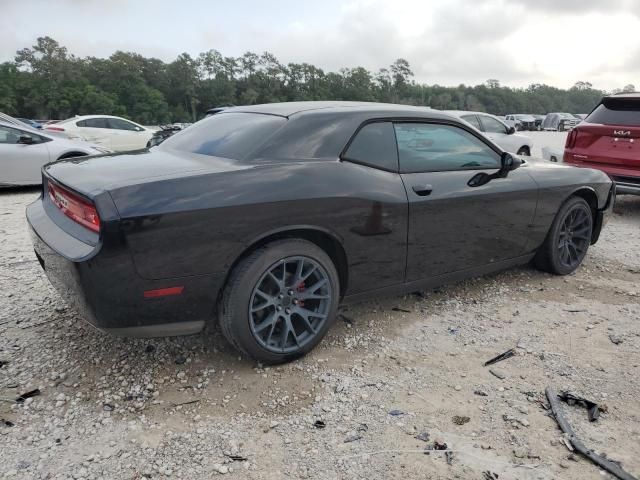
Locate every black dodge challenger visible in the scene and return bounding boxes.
[27,102,615,363]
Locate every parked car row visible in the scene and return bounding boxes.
[503,112,586,131]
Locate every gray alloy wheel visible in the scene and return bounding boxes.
[219,239,339,364]
[535,196,593,275]
[248,256,331,354]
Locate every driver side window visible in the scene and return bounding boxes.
[394,123,500,173]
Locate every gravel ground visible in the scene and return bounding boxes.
[1,186,639,480]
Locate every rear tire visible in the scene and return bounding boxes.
[218,239,340,364]
[535,196,593,275]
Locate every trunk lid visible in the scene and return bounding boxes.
[43,149,251,197]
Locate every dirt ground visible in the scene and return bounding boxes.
[0,185,639,480]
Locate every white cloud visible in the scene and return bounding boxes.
[1,0,639,90]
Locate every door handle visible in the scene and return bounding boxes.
[412,184,433,196]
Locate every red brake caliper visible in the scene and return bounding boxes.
[296,282,305,307]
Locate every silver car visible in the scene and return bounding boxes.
[0,119,111,186]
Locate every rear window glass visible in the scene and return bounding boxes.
[343,122,398,171]
[160,113,286,159]
[586,99,640,126]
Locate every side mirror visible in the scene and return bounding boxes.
[507,126,516,135]
[18,134,35,145]
[468,152,522,188]
[501,152,523,172]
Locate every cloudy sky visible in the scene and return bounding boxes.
[1,0,638,90]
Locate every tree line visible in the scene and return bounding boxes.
[0,37,634,124]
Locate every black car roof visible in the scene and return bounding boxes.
[222,101,455,121]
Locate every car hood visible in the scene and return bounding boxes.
[43,148,251,197]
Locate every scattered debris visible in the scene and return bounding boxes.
[445,451,454,465]
[102,403,114,412]
[452,415,470,425]
[546,387,638,480]
[489,369,506,380]
[15,389,40,403]
[388,409,405,416]
[224,454,247,462]
[356,423,368,433]
[558,391,606,422]
[313,420,326,429]
[433,441,448,450]
[609,334,624,345]
[484,348,516,366]
[0,359,7,368]
[344,434,362,443]
[171,399,199,407]
[483,472,499,480]
[415,432,430,442]
[1,419,14,427]
[338,313,354,326]
[474,389,488,397]
[565,309,587,313]
[392,307,411,313]
[145,344,156,353]
[174,355,186,365]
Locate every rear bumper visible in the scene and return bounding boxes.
[613,178,640,195]
[563,156,640,196]
[27,197,224,337]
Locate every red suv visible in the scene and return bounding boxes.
[564,93,640,195]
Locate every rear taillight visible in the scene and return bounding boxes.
[45,126,65,132]
[48,181,100,233]
[566,128,578,149]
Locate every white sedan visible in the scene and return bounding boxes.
[445,110,534,156]
[0,120,110,186]
[43,115,156,152]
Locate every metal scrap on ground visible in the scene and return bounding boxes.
[546,387,638,480]
[484,348,517,366]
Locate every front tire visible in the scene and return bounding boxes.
[535,197,593,275]
[219,239,340,364]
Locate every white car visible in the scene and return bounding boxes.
[445,111,534,156]
[43,115,155,152]
[0,120,110,186]
[542,146,563,163]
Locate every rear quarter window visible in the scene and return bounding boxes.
[586,98,640,126]
[160,113,286,160]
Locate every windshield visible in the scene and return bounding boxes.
[586,98,640,126]
[160,112,286,160]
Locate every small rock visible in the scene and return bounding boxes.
[175,355,187,365]
[415,432,430,442]
[489,369,506,380]
[513,447,527,459]
[452,415,470,425]
[344,434,362,443]
[609,334,623,345]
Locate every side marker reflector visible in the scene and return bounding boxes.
[143,286,184,298]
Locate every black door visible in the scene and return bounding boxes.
[394,121,538,281]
